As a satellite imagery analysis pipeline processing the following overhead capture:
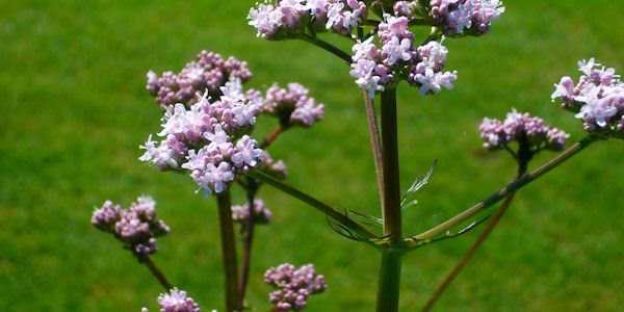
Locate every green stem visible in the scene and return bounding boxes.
[249,170,376,241]
[408,136,596,243]
[138,255,173,290]
[362,90,385,209]
[376,251,403,312]
[216,191,241,312]
[422,193,517,311]
[422,148,530,311]
[238,180,259,308]
[380,88,402,242]
[299,34,352,64]
[376,87,403,312]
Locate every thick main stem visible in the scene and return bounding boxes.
[377,251,403,312]
[376,88,403,312]
[380,88,402,242]
[216,191,241,312]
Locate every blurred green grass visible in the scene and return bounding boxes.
[1,0,624,311]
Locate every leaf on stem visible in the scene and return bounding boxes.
[401,160,437,209]
[327,216,370,242]
[347,209,383,233]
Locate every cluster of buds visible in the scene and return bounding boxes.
[350,13,457,95]
[552,58,624,137]
[146,50,252,106]
[91,196,169,256]
[429,0,506,36]
[141,288,202,312]
[263,83,325,128]
[260,151,289,179]
[232,199,273,224]
[479,110,569,152]
[248,0,367,39]
[265,263,327,311]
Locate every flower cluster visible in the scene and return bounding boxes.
[552,58,624,136]
[263,83,325,127]
[249,1,505,97]
[92,196,170,256]
[231,199,273,224]
[350,13,457,95]
[146,50,252,106]
[479,110,569,152]
[429,0,506,36]
[248,0,367,39]
[141,288,202,312]
[264,263,327,311]
[140,79,265,194]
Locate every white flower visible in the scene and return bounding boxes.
[382,37,412,66]
[231,135,263,169]
[248,3,281,38]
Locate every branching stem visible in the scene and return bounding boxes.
[422,138,531,311]
[299,34,352,64]
[409,136,596,243]
[249,170,376,240]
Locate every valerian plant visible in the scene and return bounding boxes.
[90,0,623,311]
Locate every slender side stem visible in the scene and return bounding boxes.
[362,90,385,208]
[139,255,173,290]
[377,251,403,312]
[299,34,352,64]
[261,127,284,149]
[409,136,596,242]
[376,88,403,312]
[249,170,376,240]
[238,180,259,308]
[380,88,402,242]
[422,152,530,311]
[216,191,241,312]
[422,193,516,312]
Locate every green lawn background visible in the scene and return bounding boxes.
[1,0,623,311]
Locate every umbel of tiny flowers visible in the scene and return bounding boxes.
[552,58,624,138]
[264,263,327,311]
[232,199,273,224]
[141,288,202,312]
[91,196,170,257]
[479,109,570,154]
[146,50,252,107]
[248,1,505,96]
[140,81,265,194]
[141,50,324,195]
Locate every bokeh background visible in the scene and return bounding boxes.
[2,0,624,311]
